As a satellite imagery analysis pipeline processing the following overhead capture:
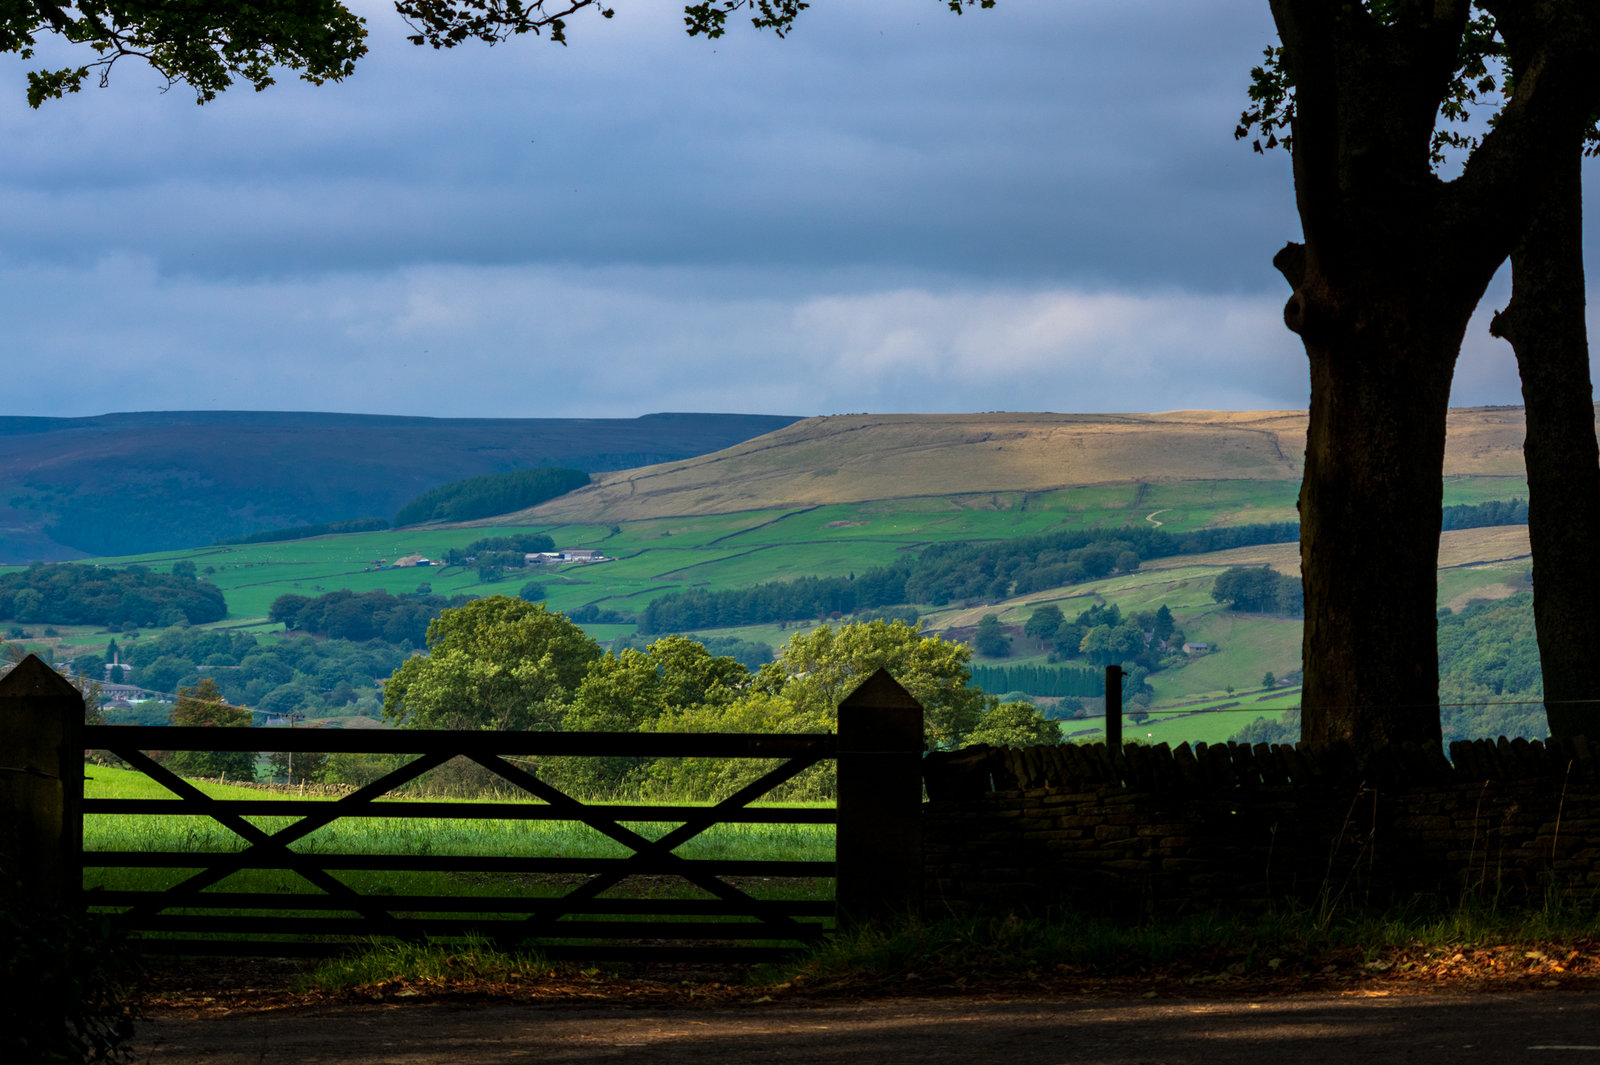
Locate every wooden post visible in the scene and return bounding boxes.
[1104,664,1124,750]
[0,654,85,913]
[835,668,924,926]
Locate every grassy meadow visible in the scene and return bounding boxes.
[82,764,837,937]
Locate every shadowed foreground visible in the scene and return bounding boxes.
[137,991,1600,1064]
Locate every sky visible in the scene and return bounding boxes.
[2,0,1594,421]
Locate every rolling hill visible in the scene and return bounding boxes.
[8,405,1553,744]
[0,410,800,563]
[506,406,1538,525]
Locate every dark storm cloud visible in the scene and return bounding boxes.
[0,0,1565,418]
[0,1,1295,287]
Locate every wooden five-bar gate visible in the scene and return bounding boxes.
[0,657,923,963]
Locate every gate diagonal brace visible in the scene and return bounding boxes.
[472,752,822,935]
[109,746,456,929]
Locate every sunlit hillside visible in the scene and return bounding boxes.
[505,406,1537,525]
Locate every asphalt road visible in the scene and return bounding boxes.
[135,990,1600,1064]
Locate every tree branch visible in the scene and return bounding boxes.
[1272,241,1307,289]
[1444,0,1600,276]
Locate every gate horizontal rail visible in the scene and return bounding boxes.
[85,799,837,823]
[88,725,835,757]
[88,855,829,875]
[5,658,925,964]
[79,724,845,961]
[86,891,836,915]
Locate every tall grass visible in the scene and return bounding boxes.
[83,764,835,902]
[292,936,552,994]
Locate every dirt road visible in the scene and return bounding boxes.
[136,991,1600,1064]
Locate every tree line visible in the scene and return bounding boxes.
[1230,588,1548,750]
[1441,499,1529,531]
[639,522,1302,633]
[0,562,226,628]
[85,623,407,724]
[439,532,557,564]
[1436,591,1547,746]
[393,467,589,527]
[215,516,392,546]
[439,532,558,581]
[638,566,912,634]
[161,602,1055,793]
[968,663,1102,699]
[269,588,472,647]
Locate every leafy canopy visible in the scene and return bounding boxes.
[964,700,1061,748]
[382,596,601,730]
[1236,3,1599,161]
[7,0,996,108]
[394,0,994,50]
[753,618,986,750]
[3,1,369,107]
[565,634,749,732]
[167,677,255,780]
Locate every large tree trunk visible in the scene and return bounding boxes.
[1290,262,1463,751]
[1489,150,1600,743]
[1265,0,1600,755]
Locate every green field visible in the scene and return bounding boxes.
[1055,687,1299,747]
[1440,476,1531,505]
[1122,480,1301,532]
[78,477,1530,633]
[30,474,1537,743]
[83,765,835,910]
[1437,560,1529,608]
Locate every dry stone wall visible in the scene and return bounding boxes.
[922,736,1600,917]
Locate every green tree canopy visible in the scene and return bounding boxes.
[972,614,1011,658]
[1211,566,1303,616]
[166,677,254,781]
[753,619,985,750]
[1023,604,1065,644]
[964,700,1062,748]
[4,0,368,107]
[1078,619,1145,668]
[382,596,601,730]
[565,634,749,732]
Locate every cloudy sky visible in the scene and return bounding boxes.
[2,0,1592,421]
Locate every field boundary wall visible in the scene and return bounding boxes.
[922,735,1600,916]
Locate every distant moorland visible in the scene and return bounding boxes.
[506,406,1535,524]
[0,410,800,562]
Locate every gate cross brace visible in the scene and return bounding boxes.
[101,744,826,941]
[112,745,455,928]
[471,752,820,935]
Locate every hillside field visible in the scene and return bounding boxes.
[8,408,1548,746]
[49,489,1531,738]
